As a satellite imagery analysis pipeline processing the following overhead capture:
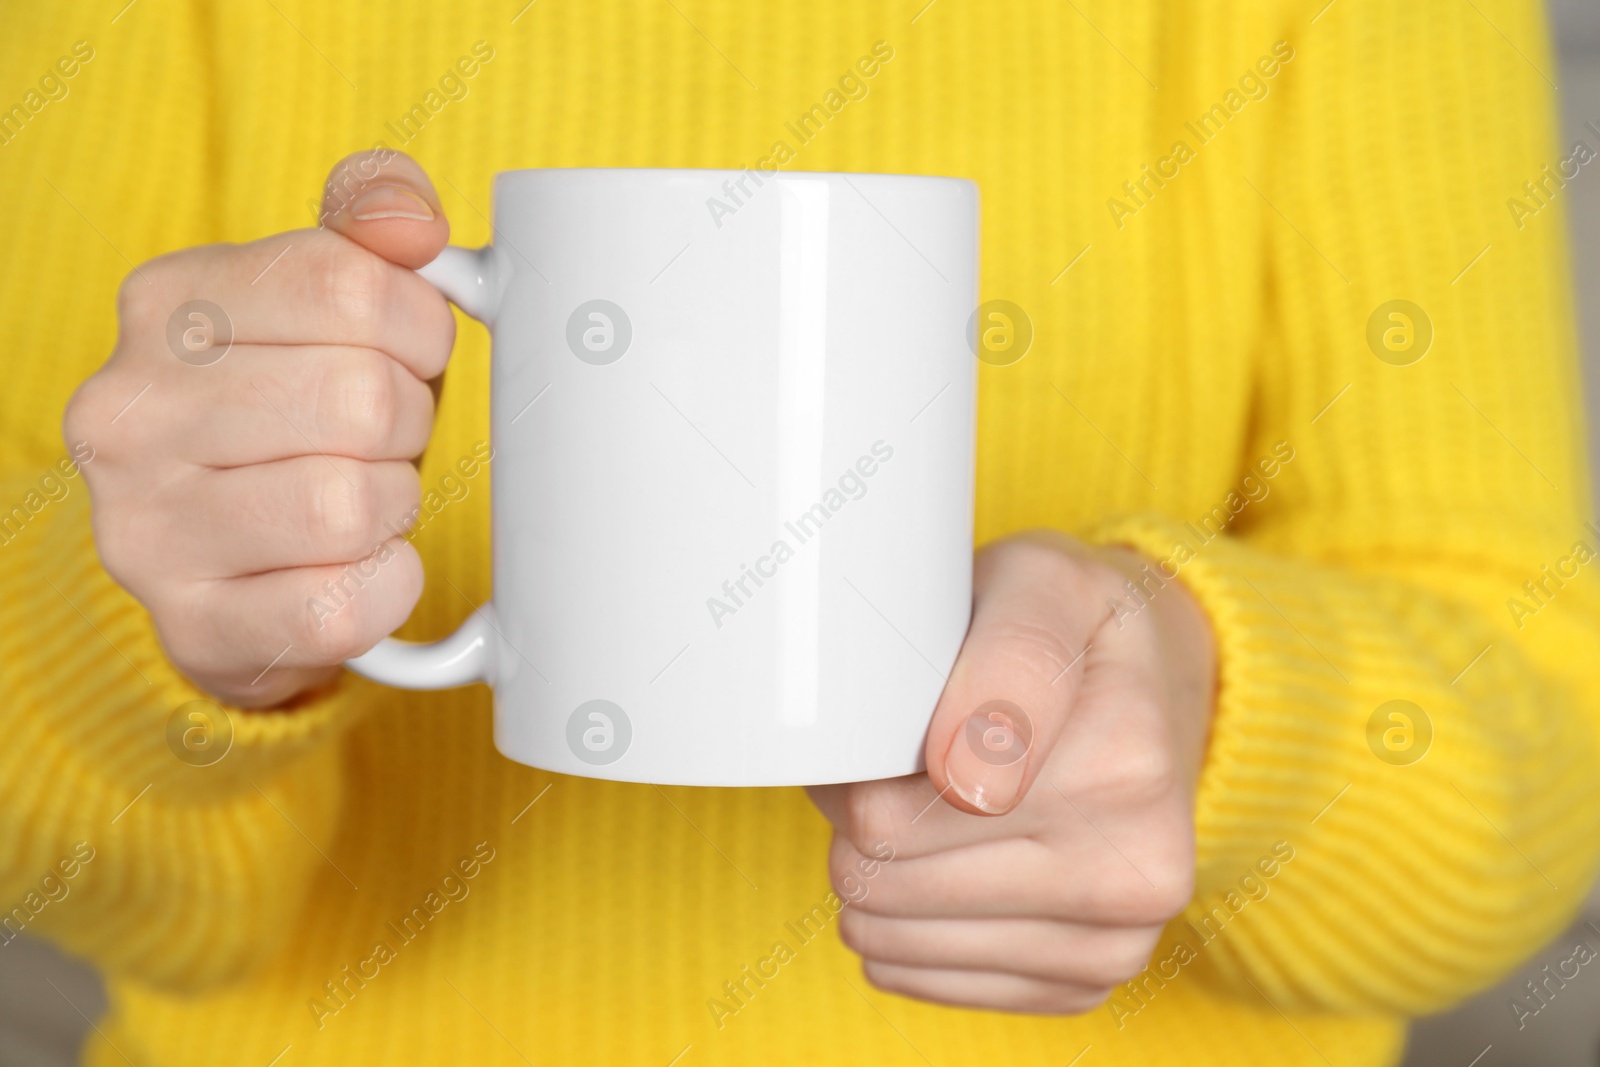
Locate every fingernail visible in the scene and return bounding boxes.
[944,700,1034,814]
[349,185,435,221]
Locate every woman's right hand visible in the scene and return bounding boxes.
[62,150,455,707]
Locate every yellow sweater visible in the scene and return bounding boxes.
[3,1,1597,1064]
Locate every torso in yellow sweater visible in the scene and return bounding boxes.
[2,2,1597,1065]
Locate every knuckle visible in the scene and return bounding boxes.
[1060,986,1113,1015]
[308,462,379,559]
[90,512,139,587]
[114,264,162,328]
[116,248,195,331]
[1148,862,1196,919]
[860,961,906,998]
[1114,738,1181,802]
[827,844,860,902]
[1098,931,1163,986]
[383,464,424,531]
[1119,857,1194,926]
[297,569,376,662]
[149,612,206,679]
[989,534,1087,590]
[1084,554,1137,605]
[317,350,399,454]
[61,377,105,449]
[835,909,871,956]
[996,535,1127,609]
[1067,704,1182,804]
[840,787,895,855]
[114,271,148,325]
[64,371,139,458]
[301,594,367,662]
[150,586,229,673]
[1048,798,1192,924]
[321,241,390,334]
[984,613,1079,681]
[297,540,421,663]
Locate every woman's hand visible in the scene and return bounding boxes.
[807,532,1216,1013]
[62,150,453,707]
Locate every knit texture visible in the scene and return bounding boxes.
[2,1,1597,1064]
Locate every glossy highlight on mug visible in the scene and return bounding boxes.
[346,167,979,786]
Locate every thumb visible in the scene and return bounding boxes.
[924,537,1109,816]
[319,150,450,269]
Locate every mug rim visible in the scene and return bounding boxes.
[492,166,976,192]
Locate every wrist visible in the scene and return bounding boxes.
[1100,544,1218,794]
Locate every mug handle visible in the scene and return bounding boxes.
[344,244,503,690]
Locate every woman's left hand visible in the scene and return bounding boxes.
[807,531,1216,1013]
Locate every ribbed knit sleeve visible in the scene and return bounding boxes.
[1090,0,1600,1013]
[1093,514,1600,1013]
[0,2,362,991]
[0,484,365,989]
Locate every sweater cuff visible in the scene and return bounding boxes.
[0,489,369,799]
[1084,513,1359,889]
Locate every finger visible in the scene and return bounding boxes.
[133,344,437,466]
[156,457,421,577]
[838,909,1159,987]
[860,961,1108,1015]
[200,664,341,711]
[924,536,1116,816]
[133,229,455,380]
[830,834,1172,924]
[318,149,451,269]
[807,776,1037,861]
[158,536,424,683]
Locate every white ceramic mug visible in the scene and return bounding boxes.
[347,168,977,786]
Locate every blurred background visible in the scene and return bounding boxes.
[2,2,1598,1064]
